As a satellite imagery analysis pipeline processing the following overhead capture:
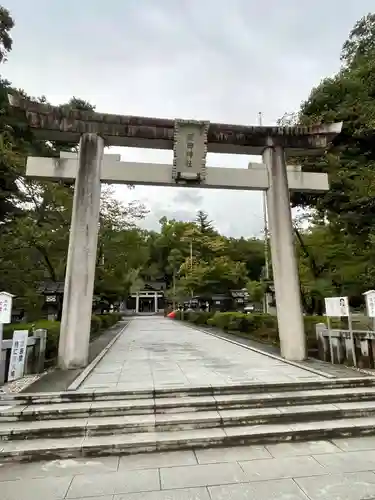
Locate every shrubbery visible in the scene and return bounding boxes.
[174,310,326,351]
[3,313,123,363]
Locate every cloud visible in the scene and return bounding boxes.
[3,0,374,236]
[173,190,203,207]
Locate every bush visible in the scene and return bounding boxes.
[174,310,183,320]
[91,315,102,335]
[3,320,61,362]
[209,312,234,330]
[95,312,122,331]
[3,313,123,364]
[186,310,214,325]
[174,310,327,350]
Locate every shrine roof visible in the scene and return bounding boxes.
[9,94,342,156]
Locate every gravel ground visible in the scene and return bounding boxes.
[0,372,46,394]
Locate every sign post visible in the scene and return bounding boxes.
[324,296,356,366]
[0,291,14,384]
[7,330,28,382]
[363,290,375,332]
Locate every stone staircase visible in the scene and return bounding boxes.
[1,377,375,462]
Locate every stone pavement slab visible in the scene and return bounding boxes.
[66,468,160,498]
[114,488,210,500]
[240,455,326,480]
[195,445,271,464]
[160,462,247,489]
[80,317,325,391]
[266,439,341,457]
[118,450,197,470]
[0,455,119,480]
[3,437,375,498]
[314,449,375,473]
[209,479,308,500]
[0,475,72,500]
[295,471,375,500]
[333,435,375,451]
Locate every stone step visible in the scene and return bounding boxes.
[1,376,373,406]
[3,415,375,462]
[3,385,375,421]
[2,401,375,441]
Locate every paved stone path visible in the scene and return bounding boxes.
[3,436,375,498]
[20,322,130,394]
[80,317,325,391]
[199,324,369,378]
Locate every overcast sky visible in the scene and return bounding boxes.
[2,0,374,237]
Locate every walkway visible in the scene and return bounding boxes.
[80,317,324,391]
[2,437,375,499]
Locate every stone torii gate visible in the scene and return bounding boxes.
[8,94,342,369]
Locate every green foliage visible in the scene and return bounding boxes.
[246,280,266,303]
[144,216,264,299]
[185,310,214,325]
[3,313,122,364]
[94,187,149,308]
[5,8,375,327]
[175,310,330,352]
[293,13,375,225]
[195,210,215,234]
[90,315,102,336]
[280,12,375,313]
[226,237,265,282]
[341,13,375,67]
[0,22,150,311]
[0,6,13,63]
[2,319,60,362]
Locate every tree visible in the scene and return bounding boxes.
[0,114,22,222]
[226,237,265,282]
[0,6,13,63]
[292,13,375,234]
[0,180,149,313]
[341,13,375,67]
[0,64,150,314]
[0,94,102,289]
[144,216,266,300]
[94,186,149,310]
[195,210,215,233]
[275,12,375,312]
[166,248,184,307]
[179,256,247,296]
[246,280,266,303]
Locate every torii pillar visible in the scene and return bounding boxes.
[58,134,104,369]
[263,143,305,360]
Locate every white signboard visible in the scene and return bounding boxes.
[325,296,350,317]
[0,291,13,324]
[364,290,375,318]
[7,330,28,382]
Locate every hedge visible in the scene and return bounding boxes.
[174,310,330,351]
[2,313,123,364]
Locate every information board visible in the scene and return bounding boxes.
[364,290,375,318]
[324,296,350,317]
[0,292,13,324]
[7,330,28,382]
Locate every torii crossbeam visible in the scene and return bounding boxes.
[9,93,342,369]
[26,152,329,192]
